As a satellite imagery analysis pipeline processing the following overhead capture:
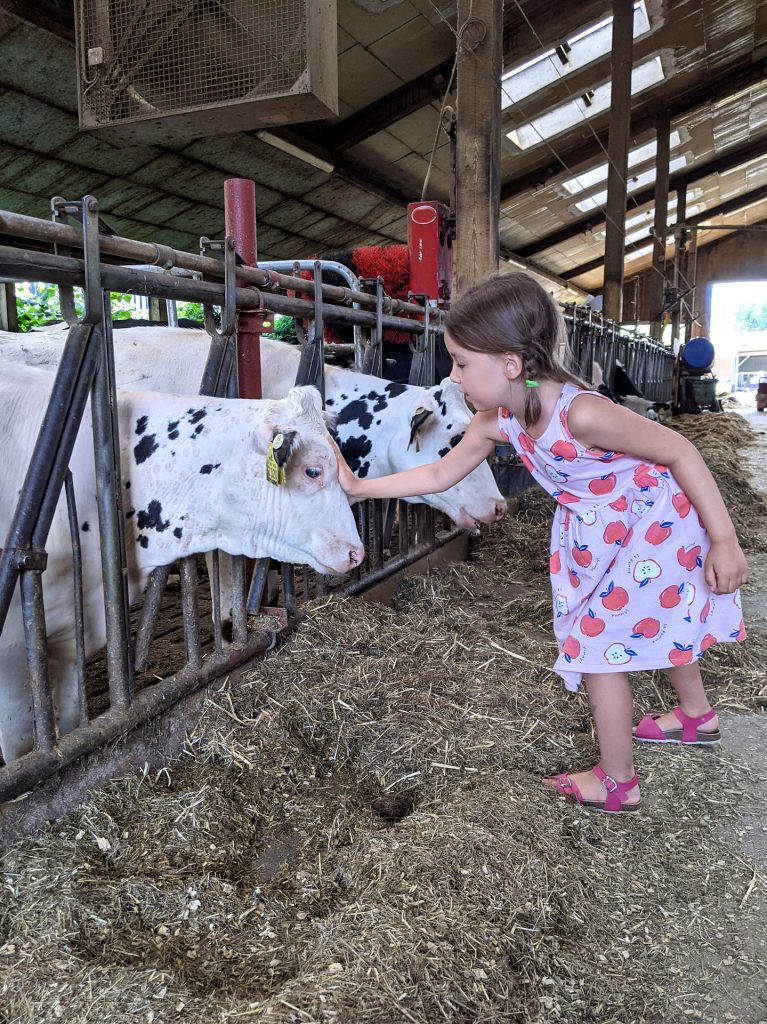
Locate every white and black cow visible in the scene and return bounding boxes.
[591,360,670,420]
[0,326,506,528]
[0,363,363,763]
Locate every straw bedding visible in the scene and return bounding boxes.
[1,413,765,1023]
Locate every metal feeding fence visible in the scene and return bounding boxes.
[0,192,462,802]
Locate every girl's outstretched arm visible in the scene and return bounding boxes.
[333,408,501,501]
[568,395,748,595]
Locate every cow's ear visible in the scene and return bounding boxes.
[271,428,298,467]
[409,405,435,449]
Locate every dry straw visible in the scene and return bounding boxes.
[0,414,765,1023]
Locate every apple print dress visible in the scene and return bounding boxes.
[499,384,746,691]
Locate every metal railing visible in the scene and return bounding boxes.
[0,194,458,801]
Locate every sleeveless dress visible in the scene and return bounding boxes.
[499,384,747,691]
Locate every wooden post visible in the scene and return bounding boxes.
[670,183,687,352]
[453,0,502,299]
[602,0,634,322]
[0,282,18,331]
[649,112,670,340]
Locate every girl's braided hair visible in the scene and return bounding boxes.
[443,273,588,428]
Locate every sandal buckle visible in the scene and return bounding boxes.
[600,774,619,794]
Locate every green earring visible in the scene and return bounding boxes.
[525,379,539,388]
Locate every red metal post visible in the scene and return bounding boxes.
[224,178,269,399]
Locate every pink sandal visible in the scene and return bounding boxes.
[634,706,721,746]
[546,765,641,814]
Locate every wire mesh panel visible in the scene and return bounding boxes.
[76,0,338,142]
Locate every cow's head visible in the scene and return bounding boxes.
[393,379,505,530]
[258,386,365,574]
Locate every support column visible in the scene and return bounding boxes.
[454,0,502,299]
[648,112,670,340]
[0,281,18,331]
[602,0,634,322]
[670,183,687,352]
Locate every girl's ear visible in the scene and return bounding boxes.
[503,352,524,381]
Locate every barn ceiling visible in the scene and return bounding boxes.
[0,0,765,303]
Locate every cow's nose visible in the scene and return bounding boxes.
[494,501,507,521]
[349,544,365,568]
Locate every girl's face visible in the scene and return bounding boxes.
[445,334,515,412]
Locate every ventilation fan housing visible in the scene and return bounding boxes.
[75,0,338,145]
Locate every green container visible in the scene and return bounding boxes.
[691,377,718,404]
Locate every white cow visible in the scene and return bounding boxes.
[0,326,505,529]
[0,363,363,763]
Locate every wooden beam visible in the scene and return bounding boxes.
[514,132,767,260]
[0,281,18,331]
[561,182,767,279]
[602,0,634,321]
[453,0,502,297]
[648,112,670,339]
[500,55,767,203]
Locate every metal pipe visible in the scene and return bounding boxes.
[19,570,56,754]
[0,245,435,335]
[64,471,88,727]
[0,208,440,321]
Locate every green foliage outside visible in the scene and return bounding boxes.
[175,301,204,323]
[734,300,767,332]
[272,314,298,344]
[15,283,139,332]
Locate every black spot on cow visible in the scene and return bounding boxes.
[376,419,382,425]
[432,389,448,417]
[438,432,464,459]
[125,507,135,519]
[341,434,373,473]
[366,390,389,413]
[138,535,149,549]
[124,480,131,490]
[195,423,204,435]
[326,398,335,407]
[134,434,158,465]
[336,399,373,431]
[358,461,371,478]
[81,521,90,532]
[167,419,180,440]
[446,423,452,431]
[136,499,170,533]
[173,526,183,539]
[385,382,408,400]
[188,408,207,424]
[200,463,221,474]
[341,393,348,400]
[135,415,148,436]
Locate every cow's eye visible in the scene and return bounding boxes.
[305,466,322,479]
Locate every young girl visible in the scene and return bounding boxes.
[334,273,749,814]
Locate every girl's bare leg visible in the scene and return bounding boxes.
[549,672,641,804]
[635,662,719,735]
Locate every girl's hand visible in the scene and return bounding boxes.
[704,537,749,594]
[328,436,359,496]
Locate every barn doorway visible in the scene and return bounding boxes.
[709,280,767,394]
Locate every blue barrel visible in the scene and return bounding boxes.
[682,336,715,374]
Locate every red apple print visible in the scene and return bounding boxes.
[609,495,628,512]
[555,490,580,505]
[580,609,606,637]
[669,643,694,666]
[645,520,673,545]
[700,633,717,652]
[600,581,629,611]
[562,635,581,662]
[589,474,617,496]
[520,453,534,473]
[568,568,581,588]
[519,431,536,454]
[659,584,684,609]
[549,550,561,574]
[572,544,593,568]
[676,544,702,571]
[631,617,660,639]
[633,465,659,489]
[672,492,691,518]
[599,450,624,463]
[654,464,669,474]
[732,619,747,642]
[550,439,577,462]
[603,521,628,545]
[699,599,710,623]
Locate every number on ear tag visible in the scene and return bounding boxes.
[266,441,286,485]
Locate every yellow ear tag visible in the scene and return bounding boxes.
[266,435,286,485]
